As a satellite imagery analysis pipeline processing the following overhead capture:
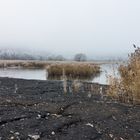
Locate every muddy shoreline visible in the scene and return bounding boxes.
[0,77,139,140]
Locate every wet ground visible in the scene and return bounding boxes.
[0,77,139,140]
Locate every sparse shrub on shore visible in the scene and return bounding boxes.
[108,45,140,104]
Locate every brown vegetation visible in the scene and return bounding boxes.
[47,63,100,79]
[0,60,52,69]
[108,45,140,104]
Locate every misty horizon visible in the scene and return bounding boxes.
[0,0,139,59]
[0,47,132,60]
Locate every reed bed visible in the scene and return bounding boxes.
[47,63,100,79]
[0,60,101,69]
[108,46,140,104]
[0,60,51,69]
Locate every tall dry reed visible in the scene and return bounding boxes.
[108,45,140,104]
[47,63,100,79]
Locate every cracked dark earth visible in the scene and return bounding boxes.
[0,77,139,140]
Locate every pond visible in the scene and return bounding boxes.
[0,68,47,80]
[92,64,120,85]
[0,64,120,85]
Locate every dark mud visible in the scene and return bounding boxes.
[0,77,139,140]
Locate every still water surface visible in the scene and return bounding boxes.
[0,68,47,80]
[0,64,119,85]
[92,64,119,85]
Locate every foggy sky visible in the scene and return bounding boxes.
[0,0,140,59]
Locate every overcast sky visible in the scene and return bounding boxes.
[0,0,140,59]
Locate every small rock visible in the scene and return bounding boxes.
[6,99,11,103]
[60,108,63,111]
[47,113,50,116]
[10,131,14,134]
[109,134,114,138]
[15,132,20,135]
[86,123,94,128]
[87,93,92,98]
[52,114,62,118]
[10,136,15,140]
[28,134,40,140]
[51,131,55,135]
[112,116,117,121]
[36,114,41,119]
[45,117,48,120]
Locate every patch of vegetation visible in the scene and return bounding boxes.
[0,60,50,69]
[47,63,100,79]
[108,45,140,104]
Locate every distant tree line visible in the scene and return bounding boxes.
[74,53,87,61]
[47,55,65,61]
[0,49,87,61]
[0,50,65,61]
[0,51,40,60]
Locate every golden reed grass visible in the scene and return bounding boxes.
[47,63,100,94]
[0,60,49,68]
[108,45,140,104]
[47,63,100,79]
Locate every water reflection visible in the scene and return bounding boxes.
[0,64,120,85]
[47,73,100,81]
[0,68,46,80]
[92,64,120,85]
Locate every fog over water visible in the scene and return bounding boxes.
[0,0,139,59]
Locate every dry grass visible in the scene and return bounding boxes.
[0,60,50,69]
[47,63,100,79]
[72,79,82,93]
[0,60,102,69]
[62,68,67,94]
[108,46,140,104]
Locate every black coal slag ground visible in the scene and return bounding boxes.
[0,77,139,140]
